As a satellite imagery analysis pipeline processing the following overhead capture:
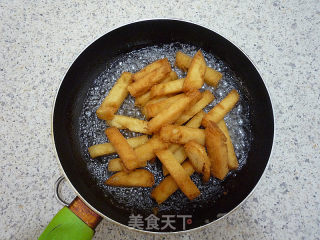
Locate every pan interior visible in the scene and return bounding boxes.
[78,43,251,219]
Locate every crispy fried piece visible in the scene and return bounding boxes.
[160,125,205,145]
[175,51,192,71]
[150,78,184,98]
[142,96,169,117]
[145,93,185,119]
[175,90,214,125]
[202,89,239,127]
[146,96,169,105]
[133,58,170,82]
[162,146,187,176]
[147,90,201,133]
[155,149,200,200]
[175,51,222,87]
[135,71,178,107]
[151,161,195,204]
[217,120,238,170]
[182,50,206,92]
[172,147,187,164]
[88,135,148,158]
[106,115,149,134]
[105,169,154,187]
[108,135,169,171]
[204,68,223,88]
[96,72,132,120]
[134,91,152,108]
[135,135,168,165]
[105,127,140,170]
[162,112,205,176]
[184,141,211,182]
[128,59,171,97]
[165,71,178,83]
[108,158,124,172]
[185,110,205,128]
[168,143,181,153]
[205,121,229,180]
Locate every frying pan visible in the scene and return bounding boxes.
[39,19,274,239]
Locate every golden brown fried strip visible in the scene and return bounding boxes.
[108,135,168,171]
[160,125,205,145]
[151,161,195,204]
[168,143,181,153]
[141,96,169,117]
[106,115,149,134]
[155,149,200,200]
[202,89,239,127]
[162,146,187,176]
[185,110,205,128]
[133,58,170,81]
[175,51,192,71]
[205,121,229,180]
[147,90,201,133]
[134,91,152,107]
[182,50,206,92]
[96,72,132,120]
[217,120,238,170]
[128,59,171,97]
[175,90,214,125]
[88,135,148,158]
[135,71,178,106]
[184,141,211,182]
[135,135,168,165]
[162,112,205,176]
[150,78,184,98]
[107,158,124,172]
[175,51,222,87]
[204,68,223,88]
[145,93,185,119]
[105,169,154,187]
[105,127,140,170]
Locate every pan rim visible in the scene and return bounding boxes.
[50,18,275,235]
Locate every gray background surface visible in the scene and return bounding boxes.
[0,1,319,239]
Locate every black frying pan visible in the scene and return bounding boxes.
[49,19,273,235]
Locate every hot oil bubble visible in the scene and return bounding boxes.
[215,88,225,98]
[236,104,243,114]
[220,79,228,88]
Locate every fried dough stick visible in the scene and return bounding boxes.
[183,50,207,92]
[175,51,222,87]
[108,135,168,171]
[205,121,229,180]
[151,161,195,204]
[160,125,205,145]
[148,90,201,133]
[105,169,154,187]
[105,127,140,171]
[162,111,205,176]
[106,115,149,134]
[175,90,214,125]
[217,120,238,170]
[96,72,132,120]
[184,141,211,182]
[155,149,200,200]
[88,135,148,158]
[128,58,171,97]
[135,71,178,106]
[202,89,239,127]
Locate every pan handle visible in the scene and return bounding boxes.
[54,176,69,206]
[38,176,102,240]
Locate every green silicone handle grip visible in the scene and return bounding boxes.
[38,207,94,240]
